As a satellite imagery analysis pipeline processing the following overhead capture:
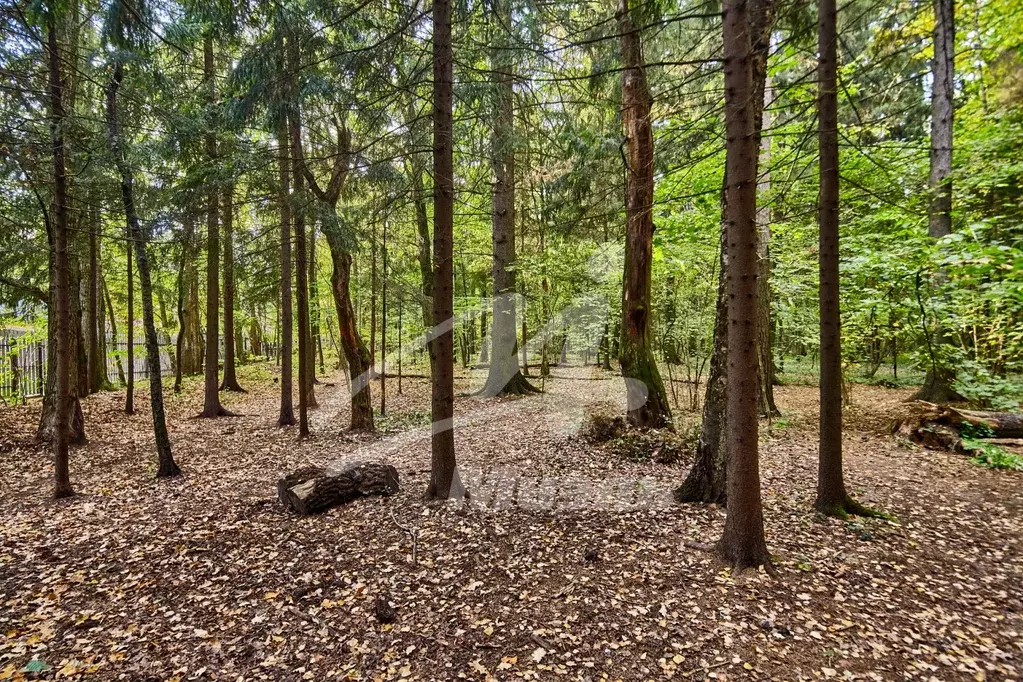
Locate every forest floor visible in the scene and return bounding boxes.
[1,363,1021,682]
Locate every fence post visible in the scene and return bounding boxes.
[37,342,44,395]
[10,347,23,405]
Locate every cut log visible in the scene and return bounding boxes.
[893,401,1023,452]
[277,461,399,515]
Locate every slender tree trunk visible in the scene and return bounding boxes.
[412,165,433,333]
[47,15,73,498]
[717,0,770,569]
[370,221,378,373]
[199,35,230,418]
[126,209,134,414]
[483,1,536,397]
[87,205,102,393]
[310,225,325,375]
[915,0,959,402]
[104,276,125,384]
[175,212,199,392]
[220,182,244,392]
[107,59,179,477]
[617,0,671,429]
[677,0,775,505]
[276,35,296,427]
[426,0,461,500]
[381,220,388,415]
[756,65,779,417]
[328,244,375,430]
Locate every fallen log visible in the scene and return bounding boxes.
[277,461,399,515]
[893,401,1023,452]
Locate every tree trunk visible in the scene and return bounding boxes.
[276,35,296,427]
[617,0,671,429]
[717,0,770,569]
[220,182,244,392]
[87,204,103,393]
[287,71,312,436]
[426,0,462,500]
[483,1,536,397]
[915,0,959,402]
[199,35,230,418]
[328,245,375,430]
[103,275,125,384]
[47,16,73,498]
[126,205,134,414]
[175,212,201,391]
[107,59,179,478]
[381,220,388,415]
[412,163,433,334]
[755,58,779,417]
[677,0,775,506]
[310,225,325,375]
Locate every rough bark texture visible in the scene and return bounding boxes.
[412,163,434,334]
[330,247,375,431]
[815,0,866,518]
[125,220,134,415]
[675,228,728,505]
[677,0,775,506]
[276,40,296,427]
[717,0,770,569]
[87,205,105,393]
[617,0,672,430]
[175,212,202,391]
[200,36,230,419]
[47,17,73,498]
[915,0,959,403]
[107,60,179,478]
[483,1,537,398]
[754,40,779,417]
[288,48,312,438]
[277,462,399,516]
[220,183,244,392]
[426,0,461,500]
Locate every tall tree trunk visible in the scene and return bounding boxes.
[915,0,959,402]
[677,0,775,505]
[426,0,461,500]
[617,0,671,429]
[126,211,134,414]
[412,164,433,332]
[220,183,244,392]
[175,212,201,391]
[814,0,874,518]
[756,63,779,417]
[310,225,324,374]
[483,1,536,397]
[276,35,296,427]
[381,220,388,415]
[199,35,230,418]
[87,204,103,393]
[47,15,73,498]
[107,60,179,477]
[717,0,770,569]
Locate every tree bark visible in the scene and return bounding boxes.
[103,275,125,384]
[276,32,296,427]
[47,15,73,498]
[107,59,179,477]
[87,204,104,393]
[483,0,537,397]
[617,0,671,429]
[717,0,770,569]
[175,211,201,391]
[220,182,244,392]
[915,0,959,402]
[426,0,461,500]
[278,463,399,515]
[199,35,230,418]
[755,55,779,417]
[381,220,388,415]
[125,203,134,414]
[329,246,375,430]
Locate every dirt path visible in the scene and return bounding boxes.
[1,365,1020,680]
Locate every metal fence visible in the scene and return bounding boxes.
[0,330,174,402]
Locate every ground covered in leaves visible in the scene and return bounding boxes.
[1,363,1021,681]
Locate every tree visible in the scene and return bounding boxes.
[45,8,73,499]
[676,0,775,505]
[815,0,876,519]
[175,209,201,391]
[199,34,232,418]
[717,0,770,569]
[104,15,179,478]
[915,0,959,402]
[220,181,245,392]
[275,31,297,428]
[482,0,537,398]
[617,0,672,429]
[425,0,461,500]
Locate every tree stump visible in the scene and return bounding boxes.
[277,462,399,515]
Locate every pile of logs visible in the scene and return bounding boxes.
[277,461,400,515]
[893,401,1023,452]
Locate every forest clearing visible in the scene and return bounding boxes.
[1,365,1021,680]
[3,0,1023,678]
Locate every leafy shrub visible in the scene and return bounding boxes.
[964,439,1023,471]
[582,412,627,443]
[953,360,1023,410]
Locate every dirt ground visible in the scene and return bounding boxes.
[1,364,1020,681]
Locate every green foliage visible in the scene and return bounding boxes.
[965,439,1023,471]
